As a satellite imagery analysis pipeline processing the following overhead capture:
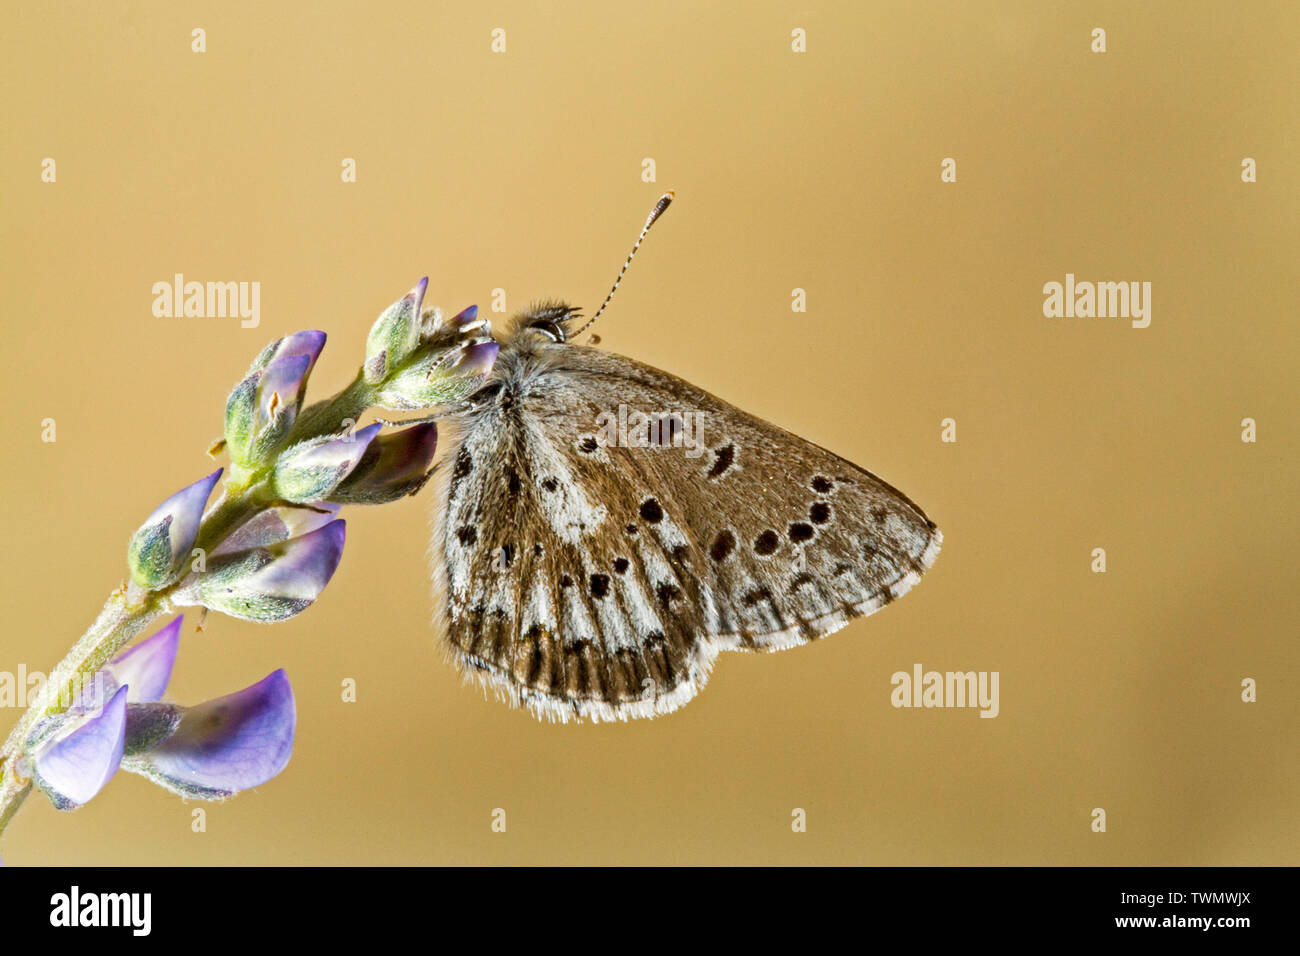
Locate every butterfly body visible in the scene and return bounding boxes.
[428,304,941,722]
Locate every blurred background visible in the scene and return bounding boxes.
[1,1,1296,865]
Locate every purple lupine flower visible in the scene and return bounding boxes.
[453,341,500,376]
[174,519,347,622]
[123,671,295,798]
[225,331,326,468]
[212,501,341,556]
[250,330,326,377]
[105,615,181,702]
[126,469,222,590]
[27,617,296,810]
[330,422,439,504]
[271,423,382,503]
[30,685,128,810]
[248,354,312,451]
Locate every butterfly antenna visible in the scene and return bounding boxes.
[572,191,674,339]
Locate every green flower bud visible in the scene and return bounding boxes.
[375,342,498,411]
[224,332,326,469]
[364,278,426,384]
[173,520,347,623]
[126,470,222,590]
[270,425,380,504]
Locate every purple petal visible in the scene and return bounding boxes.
[363,422,437,481]
[250,330,326,376]
[178,519,347,622]
[269,330,326,375]
[249,520,347,602]
[271,425,384,503]
[212,502,341,556]
[286,423,380,471]
[135,670,296,797]
[33,684,128,810]
[255,353,312,426]
[131,469,222,586]
[64,670,120,715]
[108,616,182,703]
[411,277,428,308]
[330,423,438,504]
[144,468,221,537]
[449,304,478,327]
[456,341,499,376]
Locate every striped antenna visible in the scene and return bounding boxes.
[572,191,674,339]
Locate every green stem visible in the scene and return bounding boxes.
[292,371,373,442]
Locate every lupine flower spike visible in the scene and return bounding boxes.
[25,617,296,808]
[0,280,497,853]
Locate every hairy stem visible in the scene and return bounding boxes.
[292,372,373,442]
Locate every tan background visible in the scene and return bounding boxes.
[2,1,1296,865]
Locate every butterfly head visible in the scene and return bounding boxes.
[498,193,674,351]
[508,301,583,345]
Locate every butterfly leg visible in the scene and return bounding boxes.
[375,401,471,429]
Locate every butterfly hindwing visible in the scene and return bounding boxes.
[435,357,716,720]
[433,338,940,722]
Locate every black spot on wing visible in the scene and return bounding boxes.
[710,530,736,562]
[788,572,815,592]
[707,444,735,479]
[450,447,473,498]
[656,582,681,607]
[788,522,815,543]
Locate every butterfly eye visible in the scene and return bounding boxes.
[528,319,566,343]
[520,303,580,343]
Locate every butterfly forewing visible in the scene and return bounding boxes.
[433,338,940,722]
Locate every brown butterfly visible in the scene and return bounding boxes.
[428,194,941,721]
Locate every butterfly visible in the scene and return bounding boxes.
[427,193,941,722]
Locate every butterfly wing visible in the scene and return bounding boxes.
[433,344,941,722]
